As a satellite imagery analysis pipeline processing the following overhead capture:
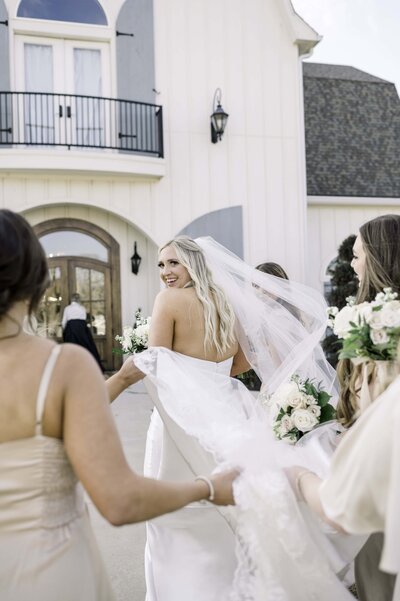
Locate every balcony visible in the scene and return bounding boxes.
[0,91,165,178]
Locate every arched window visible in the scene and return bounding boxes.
[17,0,108,25]
[40,231,109,262]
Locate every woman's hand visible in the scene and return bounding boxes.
[106,356,145,402]
[210,469,240,506]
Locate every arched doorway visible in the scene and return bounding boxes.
[34,218,121,371]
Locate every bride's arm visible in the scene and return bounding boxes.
[106,291,173,402]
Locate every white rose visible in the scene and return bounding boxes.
[291,408,319,432]
[308,404,321,418]
[273,381,299,410]
[288,392,309,409]
[367,312,385,330]
[333,305,359,338]
[356,302,373,323]
[278,414,293,435]
[380,301,400,328]
[370,328,389,345]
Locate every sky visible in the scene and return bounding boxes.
[291,0,400,94]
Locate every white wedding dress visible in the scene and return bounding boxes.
[135,347,366,601]
[142,353,237,601]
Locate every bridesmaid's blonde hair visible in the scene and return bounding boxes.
[159,236,236,356]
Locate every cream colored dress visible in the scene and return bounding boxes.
[0,346,115,601]
[320,375,400,600]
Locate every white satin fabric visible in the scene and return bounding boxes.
[135,348,365,601]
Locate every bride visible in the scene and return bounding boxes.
[107,236,364,601]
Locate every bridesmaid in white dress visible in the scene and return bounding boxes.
[0,210,236,601]
[288,368,400,600]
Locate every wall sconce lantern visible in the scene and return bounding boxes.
[130,242,142,275]
[210,88,229,143]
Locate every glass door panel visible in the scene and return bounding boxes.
[15,36,65,145]
[74,266,106,335]
[65,41,110,149]
[37,259,68,339]
[15,36,111,148]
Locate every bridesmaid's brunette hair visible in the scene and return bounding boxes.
[337,214,400,427]
[159,236,236,356]
[0,209,49,324]
[255,262,289,281]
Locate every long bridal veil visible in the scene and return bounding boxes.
[134,237,364,601]
[196,236,337,398]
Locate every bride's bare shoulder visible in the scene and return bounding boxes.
[155,288,195,302]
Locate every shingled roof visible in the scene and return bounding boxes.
[303,62,400,197]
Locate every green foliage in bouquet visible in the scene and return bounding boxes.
[328,289,400,362]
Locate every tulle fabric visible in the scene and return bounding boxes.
[195,237,337,399]
[135,348,365,601]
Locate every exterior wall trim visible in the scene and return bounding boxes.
[0,149,165,178]
[308,195,400,207]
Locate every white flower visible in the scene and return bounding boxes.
[288,391,309,409]
[356,302,373,323]
[291,408,319,432]
[278,414,294,435]
[272,381,300,411]
[305,394,317,406]
[308,404,321,418]
[370,328,389,345]
[379,301,400,328]
[281,433,297,445]
[367,312,385,330]
[333,305,359,339]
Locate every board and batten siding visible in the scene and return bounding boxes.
[307,201,400,292]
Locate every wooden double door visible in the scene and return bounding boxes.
[38,257,112,370]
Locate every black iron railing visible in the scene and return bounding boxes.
[0,91,164,157]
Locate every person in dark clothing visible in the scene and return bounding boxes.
[62,293,104,372]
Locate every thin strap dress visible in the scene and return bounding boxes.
[0,345,115,601]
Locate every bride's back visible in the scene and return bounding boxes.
[151,287,238,363]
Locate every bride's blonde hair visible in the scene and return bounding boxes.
[159,236,236,356]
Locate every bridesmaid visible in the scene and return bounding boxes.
[287,360,400,601]
[336,214,400,601]
[0,209,236,601]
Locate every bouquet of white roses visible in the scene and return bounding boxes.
[265,375,336,444]
[114,308,151,355]
[328,288,400,361]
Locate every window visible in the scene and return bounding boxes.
[17,0,108,26]
[323,257,337,301]
[40,231,109,262]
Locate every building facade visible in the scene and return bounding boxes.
[303,63,400,292]
[0,0,317,369]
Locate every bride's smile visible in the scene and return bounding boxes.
[158,245,192,288]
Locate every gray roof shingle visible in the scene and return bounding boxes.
[303,62,400,197]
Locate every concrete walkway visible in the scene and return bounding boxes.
[87,382,152,601]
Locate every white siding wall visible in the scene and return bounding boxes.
[0,182,160,325]
[153,0,309,279]
[307,202,400,292]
